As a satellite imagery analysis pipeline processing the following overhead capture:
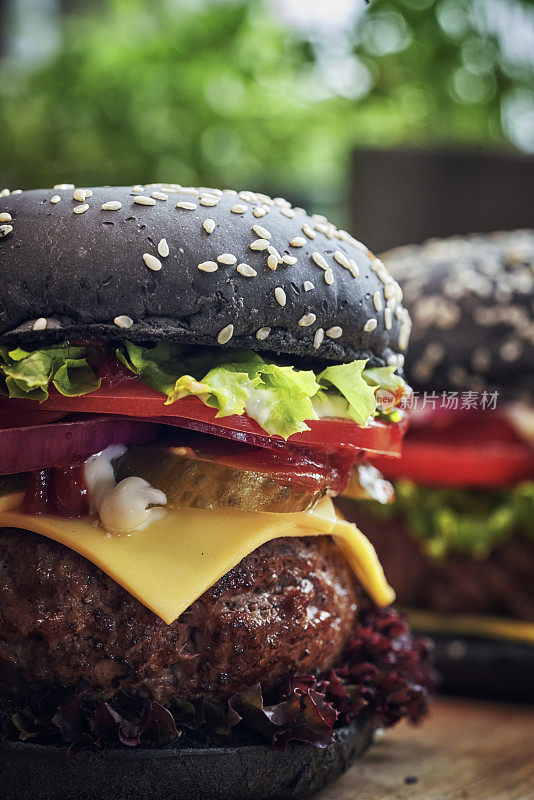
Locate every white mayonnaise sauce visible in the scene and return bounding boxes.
[84,445,167,534]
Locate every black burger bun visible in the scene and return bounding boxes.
[381,230,534,399]
[0,185,409,369]
[0,718,372,800]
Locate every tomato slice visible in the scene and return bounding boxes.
[409,407,526,445]
[0,383,406,458]
[374,438,534,488]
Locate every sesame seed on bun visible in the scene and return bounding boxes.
[0,184,410,370]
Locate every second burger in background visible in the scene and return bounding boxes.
[337,230,534,700]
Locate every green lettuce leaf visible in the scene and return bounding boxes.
[317,361,377,427]
[116,341,182,396]
[53,357,102,397]
[0,338,406,438]
[119,343,320,438]
[0,345,101,401]
[362,366,406,394]
[168,371,260,417]
[364,481,534,558]
[116,341,408,439]
[251,363,319,437]
[168,351,266,418]
[1,349,55,401]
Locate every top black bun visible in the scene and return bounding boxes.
[0,185,409,369]
[381,230,534,399]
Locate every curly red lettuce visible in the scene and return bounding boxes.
[0,607,435,752]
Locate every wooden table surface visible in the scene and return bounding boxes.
[317,698,534,800]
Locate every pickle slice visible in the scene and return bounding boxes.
[113,446,323,513]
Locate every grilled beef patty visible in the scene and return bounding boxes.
[0,528,358,702]
[336,501,534,620]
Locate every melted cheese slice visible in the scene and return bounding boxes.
[0,495,394,624]
[407,609,534,646]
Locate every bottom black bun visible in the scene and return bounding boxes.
[0,719,372,800]
[427,632,534,702]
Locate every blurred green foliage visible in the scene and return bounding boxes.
[347,0,533,148]
[0,0,315,194]
[0,0,532,205]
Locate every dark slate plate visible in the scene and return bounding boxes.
[422,632,534,702]
[0,719,373,800]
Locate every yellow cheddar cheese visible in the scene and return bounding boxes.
[407,609,534,646]
[0,495,394,624]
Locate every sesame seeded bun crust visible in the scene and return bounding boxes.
[382,230,534,398]
[0,185,409,368]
